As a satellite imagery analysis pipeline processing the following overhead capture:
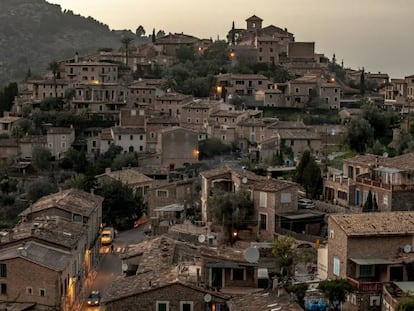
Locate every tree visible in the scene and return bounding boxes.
[48,61,60,98]
[396,297,414,311]
[152,28,156,43]
[199,138,231,159]
[230,21,236,45]
[373,193,379,211]
[360,67,366,96]
[32,146,52,171]
[112,152,138,170]
[294,150,311,184]
[208,189,255,244]
[27,178,58,202]
[288,283,309,308]
[120,36,134,67]
[346,118,374,153]
[96,180,146,230]
[272,236,296,277]
[136,25,145,37]
[318,279,354,311]
[361,98,387,139]
[303,159,323,199]
[71,173,96,192]
[362,190,373,212]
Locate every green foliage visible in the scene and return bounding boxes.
[112,152,139,170]
[70,173,96,192]
[272,236,296,275]
[32,145,52,170]
[0,175,18,194]
[396,297,414,311]
[199,138,232,159]
[176,46,195,63]
[27,178,58,202]
[288,283,309,308]
[360,68,365,95]
[318,279,354,310]
[96,180,146,230]
[59,148,90,173]
[208,189,255,243]
[295,151,323,199]
[346,118,374,153]
[0,82,18,115]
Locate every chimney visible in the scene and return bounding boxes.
[75,52,79,62]
[105,167,111,174]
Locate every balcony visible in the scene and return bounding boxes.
[356,176,414,192]
[347,277,383,293]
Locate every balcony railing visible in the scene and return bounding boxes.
[356,177,414,192]
[347,277,383,293]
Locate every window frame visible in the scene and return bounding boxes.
[156,301,169,311]
[180,301,193,311]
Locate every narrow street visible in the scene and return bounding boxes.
[80,226,147,310]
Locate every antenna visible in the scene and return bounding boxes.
[404,244,412,253]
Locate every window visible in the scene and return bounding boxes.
[157,190,168,198]
[139,146,143,151]
[232,268,245,280]
[73,214,82,222]
[118,135,122,140]
[329,230,334,239]
[0,264,6,278]
[333,256,340,276]
[61,142,66,148]
[150,132,156,139]
[259,192,267,207]
[1,283,6,295]
[26,287,33,295]
[157,301,169,311]
[359,265,373,277]
[259,213,267,230]
[39,289,46,297]
[383,194,388,205]
[140,135,144,140]
[281,193,291,203]
[130,135,133,140]
[61,135,66,140]
[180,301,193,311]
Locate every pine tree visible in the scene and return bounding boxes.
[360,67,366,96]
[231,21,236,45]
[373,194,379,211]
[152,28,156,43]
[363,190,373,212]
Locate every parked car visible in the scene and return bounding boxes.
[298,198,315,209]
[101,227,115,245]
[87,291,101,306]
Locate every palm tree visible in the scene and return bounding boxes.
[48,61,60,98]
[120,36,134,67]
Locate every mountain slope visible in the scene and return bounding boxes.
[0,0,145,86]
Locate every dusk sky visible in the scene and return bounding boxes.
[48,0,414,78]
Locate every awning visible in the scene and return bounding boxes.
[350,258,394,265]
[258,268,269,279]
[154,203,184,212]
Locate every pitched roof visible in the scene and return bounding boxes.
[253,178,296,192]
[96,169,153,185]
[330,212,414,236]
[246,15,263,22]
[19,188,103,218]
[228,290,302,311]
[0,242,71,272]
[47,127,74,135]
[111,126,146,134]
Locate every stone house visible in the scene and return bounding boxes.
[157,127,199,169]
[147,179,195,219]
[324,153,414,211]
[0,139,19,167]
[253,178,298,241]
[71,83,129,119]
[18,135,47,159]
[328,212,414,311]
[102,235,229,311]
[154,92,193,118]
[95,168,154,198]
[46,126,75,159]
[128,78,165,108]
[0,116,22,136]
[110,126,146,153]
[146,115,180,153]
[215,73,273,98]
[18,189,103,267]
[180,99,221,134]
[27,79,70,101]
[0,241,73,310]
[63,61,118,84]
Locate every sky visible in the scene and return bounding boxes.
[48,0,414,78]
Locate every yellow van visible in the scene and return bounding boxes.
[101,227,114,245]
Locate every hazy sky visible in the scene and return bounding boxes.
[48,0,414,78]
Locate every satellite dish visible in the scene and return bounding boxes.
[198,235,206,243]
[244,247,260,263]
[122,263,128,272]
[204,293,212,303]
[404,244,412,253]
[242,177,248,184]
[383,152,389,158]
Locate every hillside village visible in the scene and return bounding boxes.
[1,13,414,311]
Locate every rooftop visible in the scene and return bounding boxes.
[330,212,414,236]
[253,178,296,192]
[96,169,153,186]
[19,188,103,218]
[227,290,302,311]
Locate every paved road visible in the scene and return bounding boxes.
[81,226,146,310]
